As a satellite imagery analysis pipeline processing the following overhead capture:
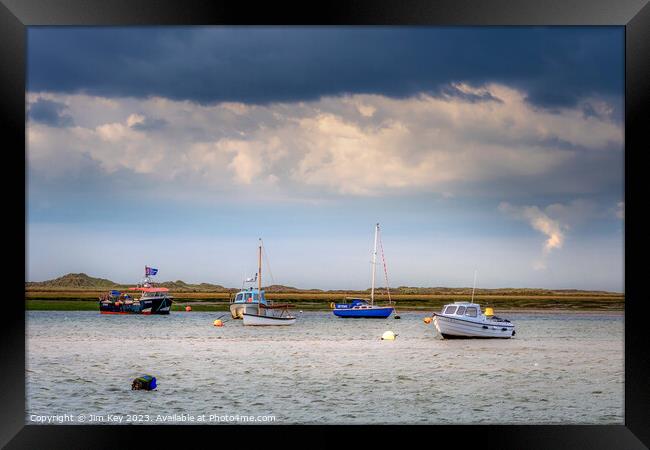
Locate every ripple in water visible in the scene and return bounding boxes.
[26,311,623,424]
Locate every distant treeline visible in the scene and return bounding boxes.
[25,272,622,297]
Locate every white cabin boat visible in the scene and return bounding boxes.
[229,287,268,319]
[432,302,515,339]
[241,239,296,326]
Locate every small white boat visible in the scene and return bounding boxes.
[242,239,296,326]
[432,301,515,339]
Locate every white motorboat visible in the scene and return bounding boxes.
[242,238,296,326]
[432,301,515,339]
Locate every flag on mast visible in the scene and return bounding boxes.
[145,266,158,276]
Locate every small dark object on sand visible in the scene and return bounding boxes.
[132,375,157,390]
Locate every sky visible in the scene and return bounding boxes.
[26,27,624,291]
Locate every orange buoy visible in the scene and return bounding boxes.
[185,306,192,312]
[213,319,223,327]
[423,317,432,324]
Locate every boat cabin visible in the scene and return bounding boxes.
[128,286,172,300]
[232,287,268,305]
[441,301,482,318]
[334,298,370,309]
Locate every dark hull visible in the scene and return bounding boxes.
[99,297,172,315]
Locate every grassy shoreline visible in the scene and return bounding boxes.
[26,293,624,312]
[26,274,623,312]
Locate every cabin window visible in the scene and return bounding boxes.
[444,305,457,315]
[456,306,466,315]
[244,293,252,301]
[466,307,478,317]
[235,294,243,301]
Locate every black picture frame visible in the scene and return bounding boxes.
[2,0,648,448]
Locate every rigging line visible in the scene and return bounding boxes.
[378,226,392,305]
[261,240,276,286]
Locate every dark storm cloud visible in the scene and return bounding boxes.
[28,98,74,127]
[131,116,167,131]
[27,27,623,109]
[439,84,503,103]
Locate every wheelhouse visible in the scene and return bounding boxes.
[128,286,173,300]
[442,302,481,318]
[232,287,268,305]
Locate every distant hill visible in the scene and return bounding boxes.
[390,286,618,296]
[157,280,229,292]
[25,273,229,292]
[26,273,118,289]
[263,284,308,292]
[25,273,621,296]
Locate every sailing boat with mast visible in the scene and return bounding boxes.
[242,239,297,326]
[332,223,395,318]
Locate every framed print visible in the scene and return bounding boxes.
[2,0,649,448]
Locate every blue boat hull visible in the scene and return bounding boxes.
[333,307,394,318]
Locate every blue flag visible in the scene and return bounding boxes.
[145,266,158,276]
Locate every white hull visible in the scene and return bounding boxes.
[242,312,296,326]
[433,314,515,339]
[230,303,262,319]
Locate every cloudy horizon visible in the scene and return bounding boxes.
[26,27,624,292]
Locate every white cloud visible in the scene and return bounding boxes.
[499,201,570,270]
[27,84,623,200]
[616,201,624,220]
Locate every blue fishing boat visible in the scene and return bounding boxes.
[332,223,395,319]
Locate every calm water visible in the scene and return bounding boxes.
[26,310,623,424]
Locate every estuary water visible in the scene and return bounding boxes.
[26,310,623,424]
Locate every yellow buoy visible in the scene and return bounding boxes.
[330,302,335,309]
[423,317,432,324]
[185,306,192,312]
[485,307,494,317]
[213,319,223,327]
[381,330,397,340]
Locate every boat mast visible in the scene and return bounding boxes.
[471,270,477,303]
[258,239,262,316]
[378,225,392,306]
[370,223,378,306]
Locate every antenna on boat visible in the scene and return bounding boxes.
[370,223,379,306]
[471,270,477,303]
[378,224,399,319]
[261,240,276,287]
[377,224,391,305]
[258,238,262,316]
